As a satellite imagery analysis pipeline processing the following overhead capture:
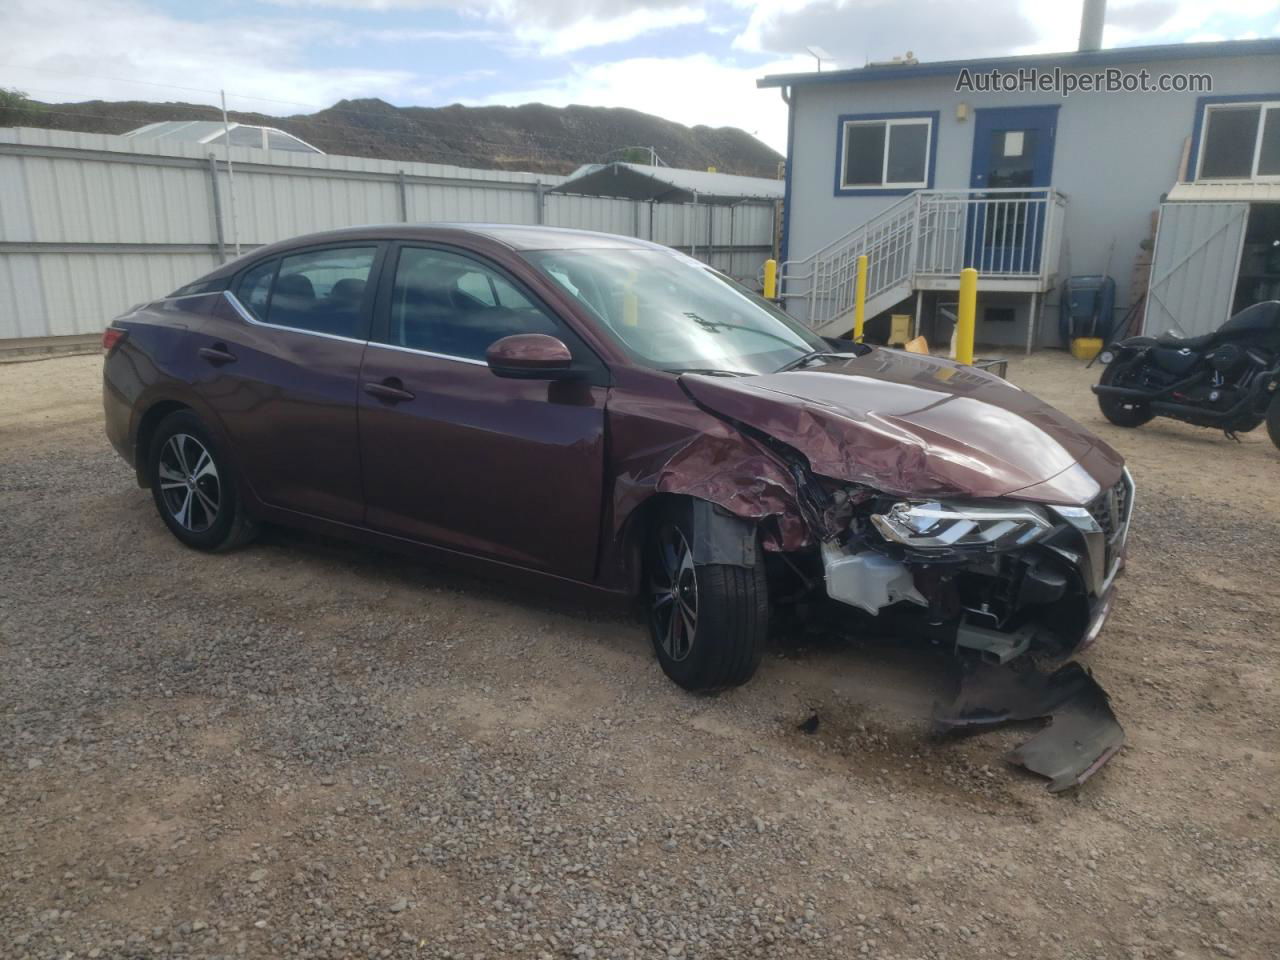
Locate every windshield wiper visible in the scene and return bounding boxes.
[775,350,840,373]
[664,367,749,377]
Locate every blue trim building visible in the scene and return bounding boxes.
[760,37,1280,349]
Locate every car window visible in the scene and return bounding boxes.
[237,259,277,322]
[387,247,560,360]
[457,272,496,306]
[264,247,377,338]
[170,276,229,298]
[525,248,827,375]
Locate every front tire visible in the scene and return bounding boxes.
[1097,360,1154,428]
[147,410,257,552]
[1267,395,1280,451]
[644,504,768,692]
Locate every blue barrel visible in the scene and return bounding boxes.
[1059,275,1117,345]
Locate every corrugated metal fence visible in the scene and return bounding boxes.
[0,128,778,340]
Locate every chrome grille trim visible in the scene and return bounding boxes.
[1051,468,1135,596]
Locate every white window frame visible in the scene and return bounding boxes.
[1196,100,1280,182]
[839,117,933,190]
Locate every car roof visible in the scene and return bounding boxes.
[446,223,663,251]
[200,223,668,283]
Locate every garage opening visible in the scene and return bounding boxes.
[1233,203,1280,315]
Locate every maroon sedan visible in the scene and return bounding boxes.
[104,225,1133,691]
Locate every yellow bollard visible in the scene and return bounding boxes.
[852,254,868,342]
[763,259,777,300]
[955,267,978,365]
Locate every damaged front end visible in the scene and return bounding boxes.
[656,364,1135,662]
[626,355,1136,789]
[777,455,1135,793]
[811,468,1136,662]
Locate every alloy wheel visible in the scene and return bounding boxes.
[158,433,220,533]
[649,524,699,662]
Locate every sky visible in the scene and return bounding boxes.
[2,0,1278,154]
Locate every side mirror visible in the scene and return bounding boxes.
[485,334,577,380]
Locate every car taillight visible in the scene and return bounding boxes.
[102,327,126,354]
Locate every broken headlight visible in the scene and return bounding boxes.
[870,500,1053,553]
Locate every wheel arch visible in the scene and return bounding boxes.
[132,391,247,506]
[613,492,763,599]
[133,399,192,488]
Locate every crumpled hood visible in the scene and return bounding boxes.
[682,349,1124,504]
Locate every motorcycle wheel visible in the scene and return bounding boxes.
[1097,361,1154,428]
[1267,395,1280,451]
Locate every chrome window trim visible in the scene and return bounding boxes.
[166,290,227,303]
[365,339,489,367]
[223,290,492,367]
[222,290,369,347]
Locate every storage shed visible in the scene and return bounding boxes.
[1145,181,1280,339]
[552,162,784,205]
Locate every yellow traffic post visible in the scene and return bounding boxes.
[852,254,868,342]
[762,259,777,300]
[955,266,978,365]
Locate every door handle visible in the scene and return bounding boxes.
[363,379,415,403]
[198,344,236,365]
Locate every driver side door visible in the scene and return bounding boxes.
[357,243,609,580]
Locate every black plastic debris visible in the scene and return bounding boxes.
[934,662,1124,792]
[797,712,820,735]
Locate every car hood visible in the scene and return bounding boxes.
[681,349,1124,505]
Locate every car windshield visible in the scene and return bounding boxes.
[524,248,828,375]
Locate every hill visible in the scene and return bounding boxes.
[6,96,783,178]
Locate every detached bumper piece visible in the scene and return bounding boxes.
[934,662,1124,792]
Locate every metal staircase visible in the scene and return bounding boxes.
[778,188,1066,339]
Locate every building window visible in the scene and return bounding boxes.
[837,114,935,192]
[1197,100,1280,180]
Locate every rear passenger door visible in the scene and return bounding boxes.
[191,243,385,524]
[357,243,607,579]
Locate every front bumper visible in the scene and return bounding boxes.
[820,468,1135,660]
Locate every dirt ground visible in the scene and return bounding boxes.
[1,350,1277,960]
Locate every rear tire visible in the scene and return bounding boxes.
[147,410,258,552]
[1267,396,1280,451]
[1097,360,1154,428]
[644,503,768,692]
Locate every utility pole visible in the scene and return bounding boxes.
[220,90,241,257]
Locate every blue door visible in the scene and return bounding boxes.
[965,106,1058,273]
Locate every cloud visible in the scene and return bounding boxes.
[731,0,1279,63]
[262,0,705,53]
[1101,0,1280,46]
[261,0,694,29]
[0,0,415,113]
[1105,1,1180,31]
[478,52,814,153]
[512,6,708,56]
[733,0,1040,65]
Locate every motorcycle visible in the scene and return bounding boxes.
[1091,300,1280,449]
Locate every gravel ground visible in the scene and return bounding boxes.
[1,350,1277,960]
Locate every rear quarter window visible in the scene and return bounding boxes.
[169,276,229,298]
